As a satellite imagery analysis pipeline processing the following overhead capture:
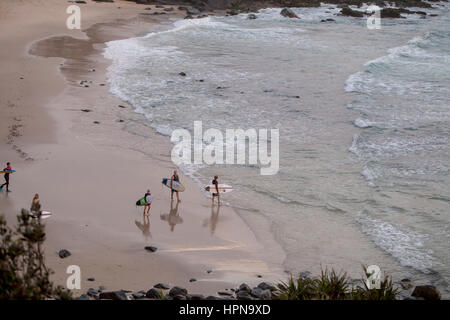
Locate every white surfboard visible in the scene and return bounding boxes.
[205,184,233,194]
[30,211,52,220]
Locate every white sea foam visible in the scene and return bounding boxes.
[353,118,372,128]
[357,211,434,273]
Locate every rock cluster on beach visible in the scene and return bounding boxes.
[76,278,442,300]
[76,281,279,300]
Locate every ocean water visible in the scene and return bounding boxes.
[104,4,450,295]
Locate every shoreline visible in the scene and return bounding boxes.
[1,0,447,300]
[0,0,285,297]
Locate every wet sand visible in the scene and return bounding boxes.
[0,0,285,297]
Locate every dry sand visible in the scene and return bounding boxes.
[0,0,285,297]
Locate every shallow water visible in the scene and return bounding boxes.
[104,4,450,296]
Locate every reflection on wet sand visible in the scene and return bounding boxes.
[203,204,220,235]
[135,213,151,240]
[160,200,183,232]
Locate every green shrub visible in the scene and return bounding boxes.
[0,209,72,300]
[314,268,349,300]
[349,266,398,300]
[276,275,316,300]
[275,266,399,300]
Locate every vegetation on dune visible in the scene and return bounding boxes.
[0,208,72,300]
[275,266,399,300]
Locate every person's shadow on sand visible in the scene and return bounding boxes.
[203,204,220,235]
[135,213,151,240]
[160,200,183,232]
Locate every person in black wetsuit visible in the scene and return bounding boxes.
[170,170,181,202]
[211,175,220,206]
[0,162,12,193]
[143,189,152,216]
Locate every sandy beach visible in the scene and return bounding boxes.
[0,0,285,297]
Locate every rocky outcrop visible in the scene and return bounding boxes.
[280,8,300,18]
[169,286,188,297]
[146,288,163,299]
[380,8,405,18]
[340,6,365,17]
[411,285,441,300]
[99,291,129,300]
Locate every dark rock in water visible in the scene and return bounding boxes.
[99,83,105,86]
[256,274,262,278]
[93,0,114,2]
[260,289,272,300]
[411,285,441,300]
[146,288,162,299]
[169,286,188,297]
[81,109,92,112]
[189,278,196,282]
[238,283,251,293]
[87,277,95,281]
[145,7,151,10]
[227,9,239,16]
[247,13,257,19]
[99,291,128,300]
[184,15,194,19]
[178,6,188,11]
[93,121,100,124]
[172,294,187,300]
[164,7,174,12]
[179,72,187,77]
[280,8,299,19]
[58,249,71,259]
[380,8,405,18]
[187,8,201,15]
[250,288,263,298]
[321,18,335,22]
[132,292,145,299]
[118,105,126,108]
[188,294,204,300]
[206,270,212,273]
[205,295,221,300]
[400,279,413,290]
[154,283,170,290]
[257,282,277,292]
[236,291,253,300]
[145,246,157,252]
[155,5,164,8]
[340,7,364,17]
[218,291,233,296]
[77,294,90,300]
[429,14,438,17]
[75,0,87,4]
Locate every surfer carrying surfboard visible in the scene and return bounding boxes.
[31,194,40,212]
[170,170,181,202]
[0,162,12,193]
[211,175,220,205]
[143,189,152,216]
